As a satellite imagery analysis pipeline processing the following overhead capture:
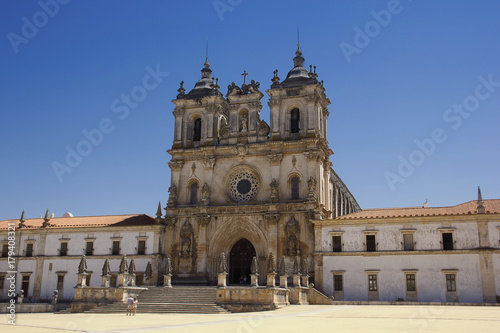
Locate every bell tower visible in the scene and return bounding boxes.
[171,56,225,149]
[267,44,330,141]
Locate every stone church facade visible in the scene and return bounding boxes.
[163,45,359,285]
[2,45,497,305]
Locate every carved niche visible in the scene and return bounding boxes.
[285,215,300,257]
[179,220,194,258]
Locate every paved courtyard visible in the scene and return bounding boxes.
[2,305,500,332]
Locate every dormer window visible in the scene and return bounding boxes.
[193,118,201,142]
[291,108,300,134]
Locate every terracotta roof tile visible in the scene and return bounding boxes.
[336,199,500,220]
[0,214,156,230]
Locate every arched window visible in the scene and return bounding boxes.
[193,118,201,142]
[291,108,300,134]
[291,177,300,200]
[190,182,198,204]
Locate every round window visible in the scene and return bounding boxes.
[228,170,259,202]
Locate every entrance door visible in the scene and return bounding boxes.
[229,238,256,285]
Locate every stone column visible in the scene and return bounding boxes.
[250,256,259,287]
[217,252,228,288]
[293,256,301,287]
[279,256,288,288]
[163,255,173,288]
[163,274,172,288]
[77,272,90,287]
[117,273,129,287]
[301,258,309,287]
[101,274,111,288]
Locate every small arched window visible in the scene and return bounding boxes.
[190,182,198,204]
[291,108,300,134]
[291,177,300,200]
[193,118,201,142]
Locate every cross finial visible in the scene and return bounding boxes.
[241,70,248,85]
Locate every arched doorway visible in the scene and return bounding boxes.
[229,238,256,285]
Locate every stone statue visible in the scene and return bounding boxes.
[167,185,177,208]
[240,115,248,132]
[181,236,191,257]
[201,182,211,205]
[287,235,298,256]
[270,178,279,203]
[164,255,172,275]
[307,176,317,201]
[251,256,258,275]
[219,252,227,273]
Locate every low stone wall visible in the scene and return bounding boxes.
[289,286,309,305]
[71,286,147,313]
[217,286,289,312]
[0,303,54,313]
[307,287,335,305]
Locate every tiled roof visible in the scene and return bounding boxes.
[336,199,500,220]
[0,214,156,230]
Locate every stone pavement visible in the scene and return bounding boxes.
[2,305,500,332]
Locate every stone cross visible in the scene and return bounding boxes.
[241,70,248,85]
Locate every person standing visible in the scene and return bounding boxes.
[133,296,138,316]
[126,295,134,316]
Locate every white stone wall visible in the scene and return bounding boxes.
[0,227,158,300]
[323,253,483,302]
[319,221,485,252]
[319,219,500,302]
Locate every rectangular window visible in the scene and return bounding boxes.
[334,275,343,291]
[403,233,414,251]
[85,241,94,256]
[366,235,376,252]
[0,275,5,290]
[1,244,8,257]
[368,274,377,291]
[22,275,30,296]
[57,275,64,291]
[60,242,68,256]
[137,240,146,255]
[442,233,453,250]
[291,177,300,200]
[25,243,34,257]
[406,274,416,292]
[332,236,342,252]
[112,241,120,255]
[446,274,456,292]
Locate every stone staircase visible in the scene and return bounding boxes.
[84,286,229,314]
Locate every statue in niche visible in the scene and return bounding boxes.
[307,176,317,201]
[201,182,211,205]
[180,220,194,258]
[287,235,298,256]
[167,185,177,208]
[181,236,191,258]
[240,115,248,132]
[285,216,300,256]
[270,178,279,203]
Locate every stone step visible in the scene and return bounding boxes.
[84,286,229,314]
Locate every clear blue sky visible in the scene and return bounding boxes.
[1,0,499,220]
